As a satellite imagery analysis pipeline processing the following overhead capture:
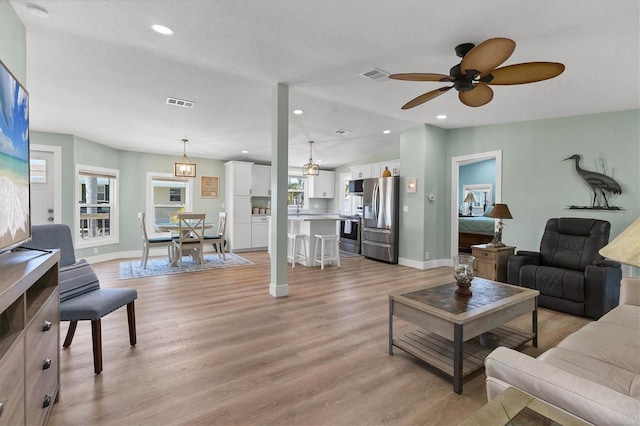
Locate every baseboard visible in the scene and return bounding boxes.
[269,282,289,297]
[398,257,452,270]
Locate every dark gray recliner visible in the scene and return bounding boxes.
[507,218,622,319]
[22,224,137,374]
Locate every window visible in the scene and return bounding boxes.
[76,165,119,248]
[30,158,46,183]
[147,173,192,235]
[288,176,306,209]
[463,183,493,216]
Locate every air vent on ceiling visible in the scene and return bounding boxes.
[335,128,351,136]
[166,97,196,108]
[360,68,390,81]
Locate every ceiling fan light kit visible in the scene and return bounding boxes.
[390,37,565,108]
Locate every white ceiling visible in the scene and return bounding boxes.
[9,0,640,169]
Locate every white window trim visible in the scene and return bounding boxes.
[146,172,193,238]
[287,173,309,210]
[75,164,119,249]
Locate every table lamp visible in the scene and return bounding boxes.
[487,203,513,247]
[463,192,476,216]
[599,218,640,269]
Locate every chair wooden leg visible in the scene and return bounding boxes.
[91,319,103,374]
[127,301,137,346]
[63,320,78,348]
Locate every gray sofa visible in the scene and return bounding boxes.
[485,277,640,425]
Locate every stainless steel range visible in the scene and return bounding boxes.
[339,215,362,254]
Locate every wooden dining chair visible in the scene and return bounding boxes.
[173,213,206,267]
[138,212,174,268]
[204,212,227,260]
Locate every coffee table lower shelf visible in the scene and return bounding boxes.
[392,325,534,378]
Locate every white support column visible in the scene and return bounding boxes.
[269,83,289,297]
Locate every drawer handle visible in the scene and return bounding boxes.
[42,320,52,332]
[43,358,52,370]
[482,252,488,257]
[42,394,52,408]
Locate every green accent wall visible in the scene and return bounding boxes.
[445,110,639,255]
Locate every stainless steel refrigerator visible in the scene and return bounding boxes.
[361,176,400,263]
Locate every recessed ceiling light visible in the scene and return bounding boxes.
[27,4,49,18]
[151,24,174,35]
[293,109,304,115]
[437,114,447,120]
[383,130,391,134]
[241,150,249,154]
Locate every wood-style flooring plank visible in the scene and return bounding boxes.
[48,252,590,425]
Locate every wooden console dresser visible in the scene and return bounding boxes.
[0,249,60,426]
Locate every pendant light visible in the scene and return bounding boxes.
[174,138,196,177]
[302,140,319,176]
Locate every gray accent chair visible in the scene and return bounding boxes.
[507,217,622,319]
[22,224,137,374]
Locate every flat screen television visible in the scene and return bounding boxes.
[0,59,30,253]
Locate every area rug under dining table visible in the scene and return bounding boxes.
[119,253,254,279]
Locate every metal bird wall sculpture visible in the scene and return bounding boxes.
[564,154,622,210]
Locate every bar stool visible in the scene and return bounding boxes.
[287,233,308,268]
[313,234,341,270]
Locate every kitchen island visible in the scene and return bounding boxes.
[287,215,340,267]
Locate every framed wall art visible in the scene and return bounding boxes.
[200,175,219,198]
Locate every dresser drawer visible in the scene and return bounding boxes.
[472,248,496,261]
[25,291,59,426]
[0,338,25,426]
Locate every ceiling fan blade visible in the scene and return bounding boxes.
[389,73,453,82]
[487,62,565,85]
[401,86,452,109]
[459,83,493,107]
[460,37,516,77]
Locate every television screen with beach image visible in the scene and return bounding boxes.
[0,59,30,252]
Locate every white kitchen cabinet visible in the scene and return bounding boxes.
[251,165,271,197]
[351,165,371,179]
[308,170,335,198]
[251,215,269,248]
[225,161,253,196]
[229,196,252,250]
[379,160,400,176]
[370,163,381,178]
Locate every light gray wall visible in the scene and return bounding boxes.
[0,1,26,83]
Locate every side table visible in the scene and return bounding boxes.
[471,244,515,283]
[460,387,589,425]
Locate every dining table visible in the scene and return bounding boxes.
[154,220,216,266]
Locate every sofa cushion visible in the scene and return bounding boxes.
[553,321,640,374]
[539,347,639,398]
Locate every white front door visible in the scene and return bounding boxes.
[30,145,61,225]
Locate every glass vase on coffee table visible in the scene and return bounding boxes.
[453,255,475,297]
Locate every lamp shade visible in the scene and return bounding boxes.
[599,218,640,267]
[463,192,476,203]
[488,203,513,219]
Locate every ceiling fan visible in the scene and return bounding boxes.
[389,37,565,108]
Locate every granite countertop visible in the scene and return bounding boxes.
[288,214,340,221]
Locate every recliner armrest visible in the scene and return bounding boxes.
[506,251,541,285]
[620,277,640,306]
[593,259,621,268]
[584,262,622,319]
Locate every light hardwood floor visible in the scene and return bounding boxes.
[49,252,590,425]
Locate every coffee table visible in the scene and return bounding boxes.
[388,278,539,394]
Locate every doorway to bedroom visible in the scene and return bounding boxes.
[450,150,502,259]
